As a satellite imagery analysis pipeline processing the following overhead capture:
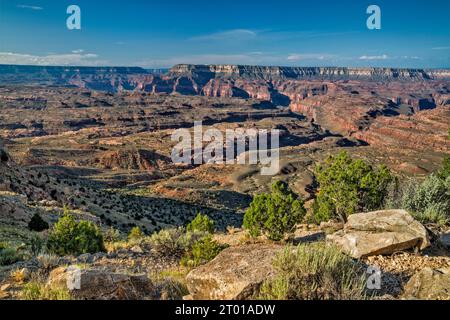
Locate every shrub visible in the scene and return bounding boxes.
[28,213,49,232]
[243,181,306,241]
[402,174,449,225]
[149,227,206,257]
[128,226,145,242]
[47,212,105,256]
[158,278,190,300]
[187,213,215,234]
[313,152,393,223]
[0,246,23,266]
[104,227,122,243]
[181,236,227,268]
[413,204,449,226]
[29,234,45,256]
[258,243,367,300]
[438,156,450,180]
[382,177,401,210]
[21,282,70,300]
[36,254,60,271]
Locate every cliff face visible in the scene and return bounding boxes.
[2,64,449,91]
[159,65,450,156]
[168,64,450,81]
[353,106,450,154]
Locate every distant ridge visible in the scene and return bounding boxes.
[0,64,149,88]
[169,64,450,81]
[0,64,449,91]
[0,64,148,75]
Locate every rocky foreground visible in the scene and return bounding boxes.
[0,208,449,300]
[0,139,449,300]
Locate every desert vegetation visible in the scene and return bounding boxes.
[47,208,106,256]
[0,243,23,266]
[243,181,306,241]
[384,157,450,227]
[313,151,393,223]
[21,281,71,300]
[258,243,367,300]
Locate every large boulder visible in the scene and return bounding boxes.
[402,268,450,300]
[47,267,157,300]
[186,244,283,300]
[327,210,430,259]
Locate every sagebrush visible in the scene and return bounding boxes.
[259,243,367,300]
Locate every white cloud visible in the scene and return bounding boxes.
[135,52,344,68]
[401,56,420,60]
[359,54,422,61]
[0,52,108,66]
[189,29,257,41]
[135,53,286,68]
[287,53,335,61]
[188,29,358,43]
[359,54,389,60]
[71,49,84,54]
[432,46,450,50]
[17,5,43,10]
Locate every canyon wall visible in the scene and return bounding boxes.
[1,64,449,155]
[168,64,450,81]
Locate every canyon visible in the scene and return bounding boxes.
[0,64,449,233]
[0,63,449,301]
[1,64,448,165]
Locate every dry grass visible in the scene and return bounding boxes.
[10,268,29,284]
[21,281,71,300]
[259,242,367,300]
[149,267,189,300]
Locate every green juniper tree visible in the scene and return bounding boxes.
[313,151,393,223]
[243,181,306,241]
[47,209,105,256]
[186,213,215,234]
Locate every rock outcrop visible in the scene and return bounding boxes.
[327,210,430,259]
[47,267,157,300]
[186,244,283,300]
[402,268,450,300]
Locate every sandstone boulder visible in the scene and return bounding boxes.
[402,268,450,300]
[186,244,283,300]
[327,210,430,259]
[47,267,157,300]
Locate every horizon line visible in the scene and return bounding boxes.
[0,63,449,71]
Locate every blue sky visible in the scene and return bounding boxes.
[0,0,449,68]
